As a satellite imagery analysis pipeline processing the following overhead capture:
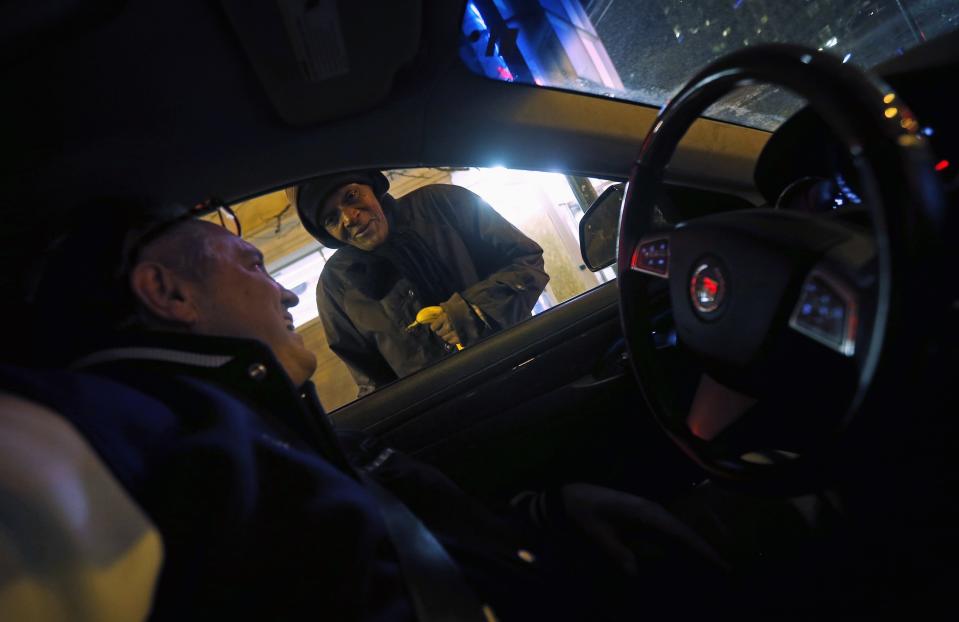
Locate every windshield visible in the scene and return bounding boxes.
[460,0,959,130]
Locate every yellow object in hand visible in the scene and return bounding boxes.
[416,306,445,325]
[407,306,464,351]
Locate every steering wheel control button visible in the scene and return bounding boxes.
[689,261,727,315]
[789,270,858,356]
[630,237,670,277]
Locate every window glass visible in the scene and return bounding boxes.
[460,0,959,130]
[233,168,616,411]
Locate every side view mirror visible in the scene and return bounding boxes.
[579,182,625,271]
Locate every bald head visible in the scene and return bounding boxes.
[35,203,262,365]
[136,219,219,283]
[128,221,317,385]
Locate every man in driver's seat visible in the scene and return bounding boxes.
[0,201,723,620]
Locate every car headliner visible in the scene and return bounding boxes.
[3,1,767,207]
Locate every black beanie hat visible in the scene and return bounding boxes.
[294,170,390,248]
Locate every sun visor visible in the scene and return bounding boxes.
[221,0,423,126]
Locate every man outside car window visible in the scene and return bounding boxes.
[293,171,550,396]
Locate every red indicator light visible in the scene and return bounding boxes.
[935,159,950,172]
[701,277,719,297]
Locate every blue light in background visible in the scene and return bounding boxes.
[462,1,516,82]
[468,2,488,29]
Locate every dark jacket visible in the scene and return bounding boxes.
[0,333,588,621]
[317,184,549,395]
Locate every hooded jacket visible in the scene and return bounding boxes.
[317,184,549,396]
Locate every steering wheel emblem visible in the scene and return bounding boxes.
[689,262,726,314]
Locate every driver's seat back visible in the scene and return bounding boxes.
[0,391,163,621]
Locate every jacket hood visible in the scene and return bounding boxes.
[294,170,390,249]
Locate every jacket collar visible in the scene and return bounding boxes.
[71,346,234,370]
[69,331,282,374]
[67,331,311,416]
[67,330,354,471]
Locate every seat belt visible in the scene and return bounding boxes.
[361,473,494,622]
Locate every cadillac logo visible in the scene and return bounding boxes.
[689,262,726,314]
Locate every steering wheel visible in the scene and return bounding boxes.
[618,44,948,485]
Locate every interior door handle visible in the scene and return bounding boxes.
[570,372,627,390]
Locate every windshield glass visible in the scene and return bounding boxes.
[460,0,959,130]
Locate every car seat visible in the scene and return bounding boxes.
[0,391,163,621]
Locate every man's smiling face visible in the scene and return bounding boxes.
[319,182,390,251]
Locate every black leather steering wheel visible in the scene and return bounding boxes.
[618,44,948,485]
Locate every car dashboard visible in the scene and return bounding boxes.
[754,32,958,216]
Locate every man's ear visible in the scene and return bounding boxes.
[128,262,199,325]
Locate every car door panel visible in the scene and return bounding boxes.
[331,281,621,435]
[331,280,701,502]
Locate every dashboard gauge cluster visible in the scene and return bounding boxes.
[775,175,862,213]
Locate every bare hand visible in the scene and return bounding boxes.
[426,308,461,346]
[561,483,726,576]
